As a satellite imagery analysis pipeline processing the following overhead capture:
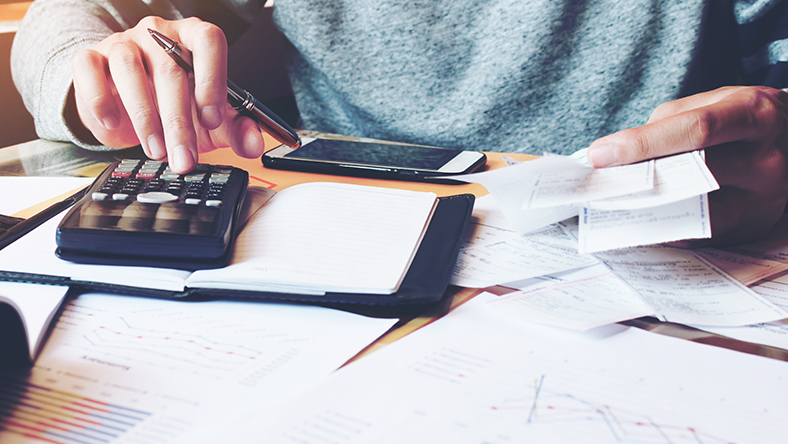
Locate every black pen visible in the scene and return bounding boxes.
[0,185,88,251]
[147,28,301,149]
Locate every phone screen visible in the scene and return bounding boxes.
[286,139,462,170]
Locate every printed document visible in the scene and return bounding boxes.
[594,246,787,326]
[242,294,788,443]
[0,293,397,444]
[450,150,717,252]
[451,223,597,288]
[484,263,653,330]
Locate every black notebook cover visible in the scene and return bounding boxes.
[0,194,475,310]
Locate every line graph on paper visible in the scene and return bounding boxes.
[383,348,740,444]
[47,298,302,381]
[483,375,732,444]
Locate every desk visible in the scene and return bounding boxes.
[0,137,788,361]
[2,136,788,442]
[2,135,786,365]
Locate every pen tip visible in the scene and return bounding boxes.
[148,28,173,50]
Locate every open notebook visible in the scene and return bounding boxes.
[0,182,473,306]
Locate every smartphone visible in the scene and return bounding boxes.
[262,138,486,181]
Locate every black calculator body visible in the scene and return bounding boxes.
[56,160,249,270]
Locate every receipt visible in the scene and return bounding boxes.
[485,263,653,330]
[519,157,654,210]
[595,246,787,326]
[586,151,718,210]
[578,194,712,253]
[451,224,598,288]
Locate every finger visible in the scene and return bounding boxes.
[143,34,198,173]
[702,141,788,194]
[72,49,120,133]
[198,108,266,158]
[587,89,780,167]
[229,115,266,158]
[178,18,227,130]
[105,38,167,160]
[647,87,739,124]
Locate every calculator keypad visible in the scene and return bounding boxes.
[94,160,233,207]
[76,160,246,235]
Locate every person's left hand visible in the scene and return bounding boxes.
[586,86,788,247]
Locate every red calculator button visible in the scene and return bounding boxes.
[111,171,132,178]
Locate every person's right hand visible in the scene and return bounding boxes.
[69,16,267,173]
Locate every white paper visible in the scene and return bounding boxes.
[451,151,715,251]
[0,282,69,359]
[247,294,788,443]
[0,176,93,216]
[458,194,518,250]
[451,224,598,288]
[485,263,653,330]
[0,213,194,291]
[188,182,437,295]
[518,157,654,210]
[585,151,718,210]
[578,194,711,253]
[595,246,787,326]
[697,248,788,286]
[445,157,586,233]
[0,293,397,444]
[697,320,788,351]
[750,272,788,310]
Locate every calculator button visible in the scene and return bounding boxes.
[112,193,130,201]
[205,200,223,207]
[111,171,132,178]
[137,192,179,204]
[185,198,202,205]
[91,192,108,201]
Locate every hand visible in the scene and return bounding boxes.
[69,16,266,173]
[586,86,788,247]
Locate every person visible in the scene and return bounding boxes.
[10,0,788,247]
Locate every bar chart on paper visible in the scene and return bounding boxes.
[0,378,150,444]
[0,293,396,444]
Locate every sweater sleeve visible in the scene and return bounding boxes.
[734,0,788,89]
[10,0,183,151]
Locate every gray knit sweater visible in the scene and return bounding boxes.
[10,0,788,155]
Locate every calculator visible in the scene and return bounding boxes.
[56,159,249,270]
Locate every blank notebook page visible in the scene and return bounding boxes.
[187,182,438,295]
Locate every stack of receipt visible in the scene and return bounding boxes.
[452,149,719,253]
[449,150,788,332]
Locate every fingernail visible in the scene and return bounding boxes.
[200,105,222,128]
[588,144,618,167]
[102,115,119,130]
[146,134,166,159]
[170,145,195,173]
